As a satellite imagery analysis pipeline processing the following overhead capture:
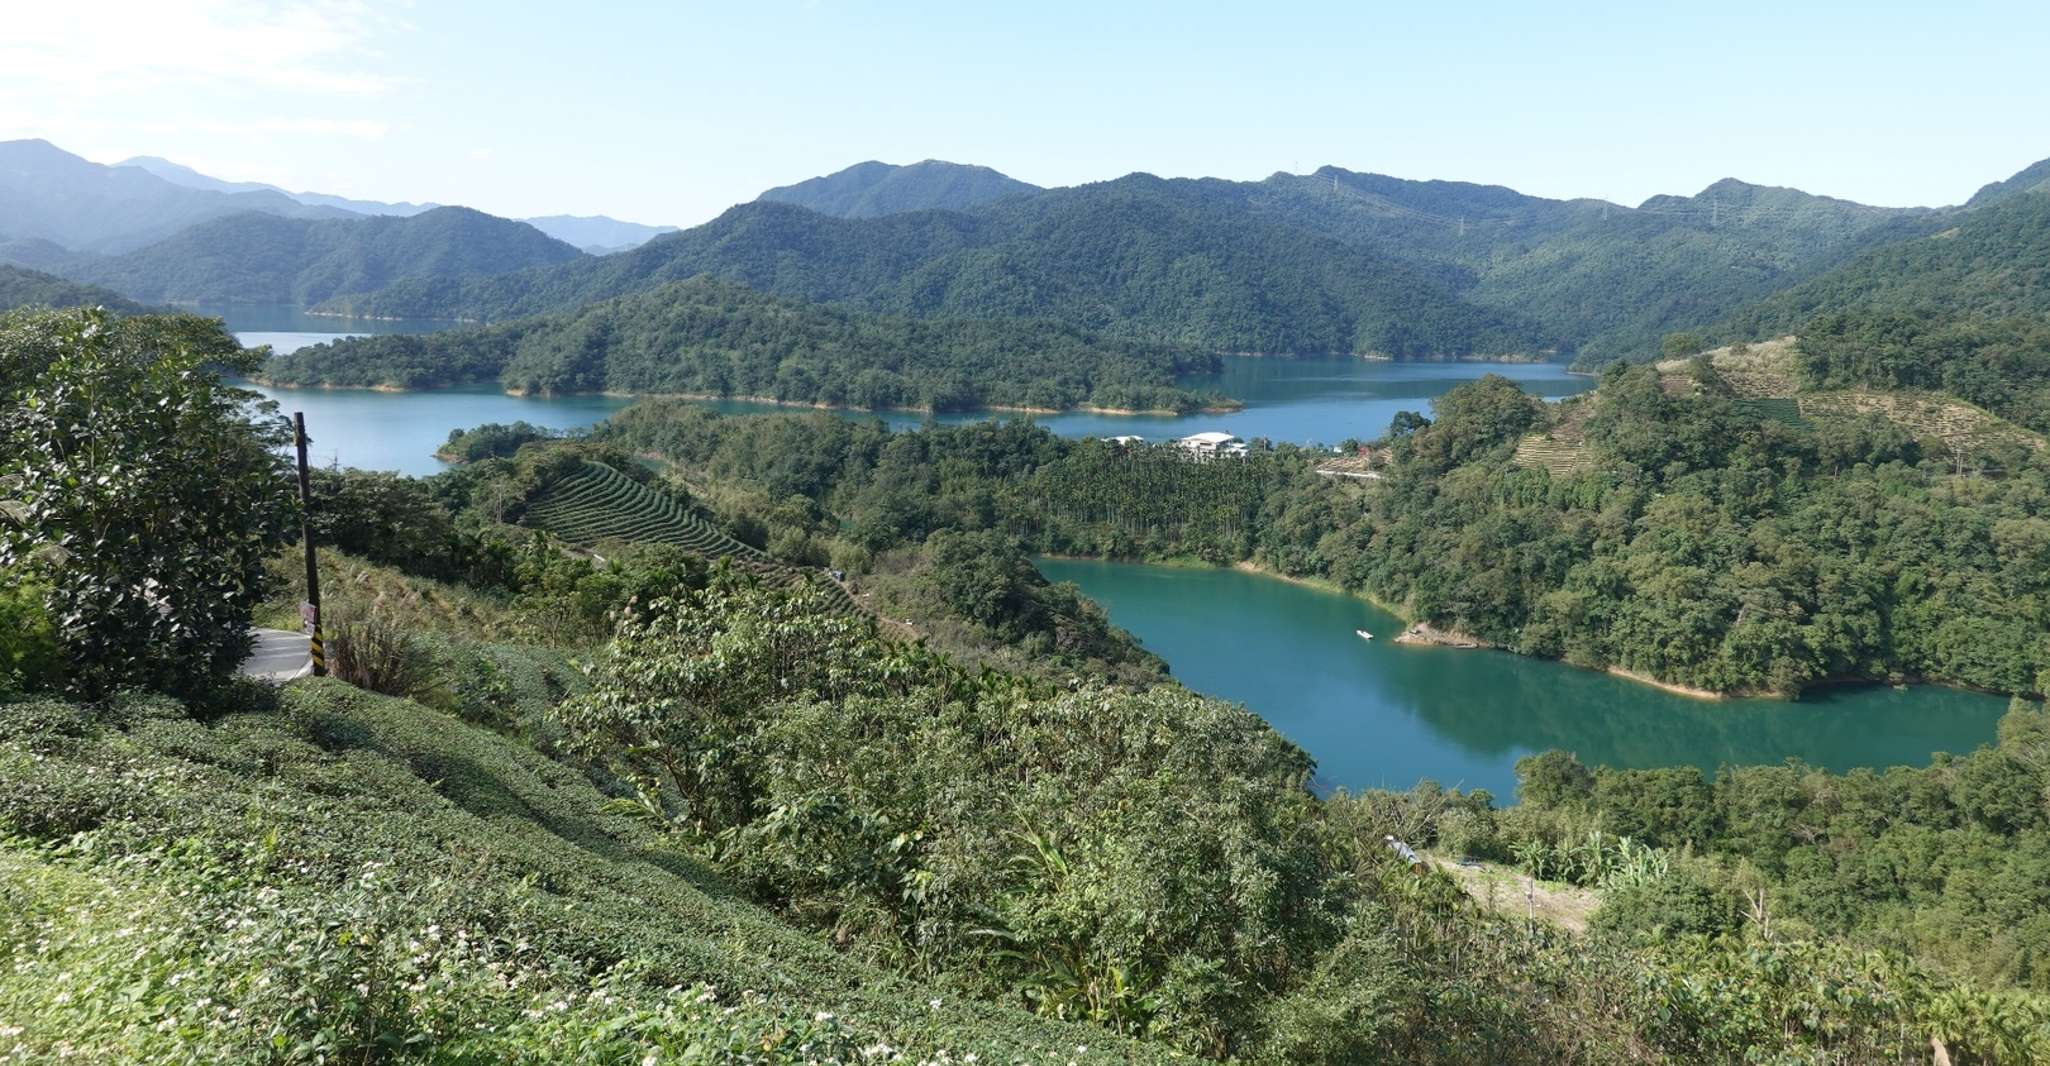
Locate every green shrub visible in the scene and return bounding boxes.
[0,567,59,695]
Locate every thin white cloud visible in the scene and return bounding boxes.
[0,1,407,100]
[143,117,395,139]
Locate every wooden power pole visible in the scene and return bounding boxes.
[293,412,326,677]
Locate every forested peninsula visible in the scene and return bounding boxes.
[260,275,1237,414]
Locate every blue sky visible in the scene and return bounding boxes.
[5,1,2048,225]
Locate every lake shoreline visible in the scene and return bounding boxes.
[1102,556,1938,705]
[248,379,1245,419]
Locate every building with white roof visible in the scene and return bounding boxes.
[1176,431,1248,459]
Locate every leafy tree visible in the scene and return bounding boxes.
[0,308,295,697]
[1660,331,1705,360]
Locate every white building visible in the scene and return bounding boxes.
[1176,431,1248,459]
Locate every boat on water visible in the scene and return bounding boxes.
[1355,629,1374,641]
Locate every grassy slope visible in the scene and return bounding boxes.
[0,681,1164,1062]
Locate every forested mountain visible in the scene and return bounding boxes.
[1968,156,2050,207]
[321,176,1548,358]
[1718,181,2050,339]
[1236,168,1937,364]
[756,159,1041,217]
[263,275,1226,412]
[0,139,354,252]
[0,264,148,313]
[22,206,584,306]
[312,159,1972,364]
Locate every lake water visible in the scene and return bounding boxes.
[222,303,1594,474]
[1036,558,2011,799]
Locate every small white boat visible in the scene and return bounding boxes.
[1355,629,1374,641]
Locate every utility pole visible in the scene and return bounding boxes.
[293,412,326,677]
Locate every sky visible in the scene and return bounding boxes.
[5,0,2049,227]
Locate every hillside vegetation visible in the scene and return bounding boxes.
[7,307,2050,1061]
[317,177,1550,359]
[1719,188,2050,341]
[0,264,149,314]
[261,275,1229,413]
[25,206,585,306]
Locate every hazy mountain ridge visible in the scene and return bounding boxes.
[17,206,585,306]
[0,139,355,253]
[757,159,1041,217]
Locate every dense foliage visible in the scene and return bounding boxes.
[1796,310,2050,434]
[1719,188,2050,343]
[1243,168,1937,366]
[1459,711,2050,998]
[264,276,1228,412]
[0,308,296,696]
[318,178,1549,359]
[594,369,2050,699]
[0,263,148,314]
[45,206,584,306]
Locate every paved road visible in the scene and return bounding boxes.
[241,627,313,681]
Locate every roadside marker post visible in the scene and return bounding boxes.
[293,412,327,677]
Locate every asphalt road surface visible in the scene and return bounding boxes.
[240,627,313,681]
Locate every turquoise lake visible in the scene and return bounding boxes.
[1036,558,2011,799]
[221,309,1591,475]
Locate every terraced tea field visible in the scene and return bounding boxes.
[523,461,861,614]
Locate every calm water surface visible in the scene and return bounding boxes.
[218,307,1593,473]
[1036,558,2010,798]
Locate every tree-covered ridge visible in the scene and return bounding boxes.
[317,177,1552,359]
[321,157,2029,366]
[1240,168,1940,366]
[593,364,2050,701]
[0,264,148,314]
[1718,186,2050,341]
[11,206,585,307]
[263,275,1232,412]
[756,158,1041,217]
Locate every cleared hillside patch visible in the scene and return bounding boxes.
[522,460,861,614]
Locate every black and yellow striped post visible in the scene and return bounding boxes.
[293,412,327,677]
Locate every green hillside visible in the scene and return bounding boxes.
[0,680,1157,1062]
[37,206,584,306]
[317,176,1551,359]
[1240,169,1936,365]
[261,275,1226,412]
[1719,187,2050,338]
[316,160,1983,365]
[757,159,1041,217]
[0,264,149,314]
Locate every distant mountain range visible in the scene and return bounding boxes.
[326,156,2049,363]
[757,160,1040,218]
[9,137,2050,368]
[117,153,677,252]
[0,140,674,257]
[323,176,1549,359]
[0,139,354,253]
[10,206,584,307]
